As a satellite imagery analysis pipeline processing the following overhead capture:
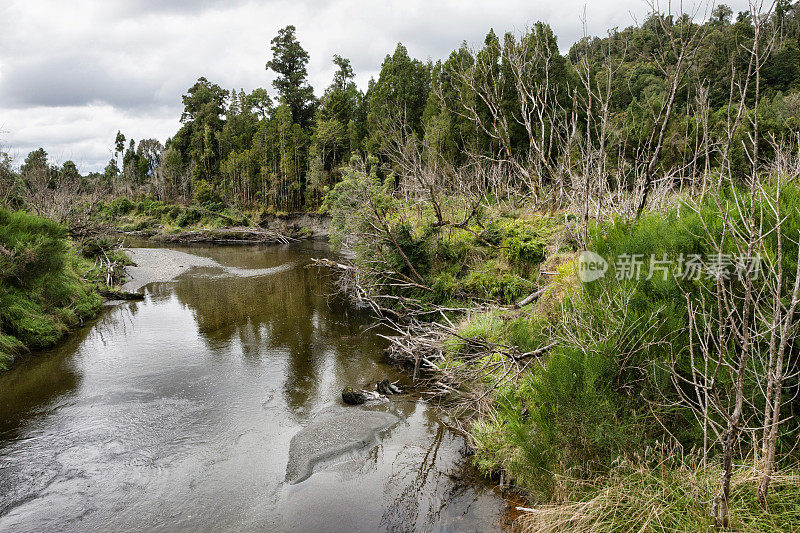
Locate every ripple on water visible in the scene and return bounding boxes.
[0,243,506,533]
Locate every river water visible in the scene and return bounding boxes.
[0,241,505,532]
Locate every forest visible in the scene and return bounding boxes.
[4,1,800,530]
[1,2,798,216]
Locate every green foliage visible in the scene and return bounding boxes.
[192,179,222,206]
[500,218,548,265]
[470,285,656,495]
[444,311,506,357]
[0,209,102,368]
[323,164,397,250]
[465,260,533,303]
[175,209,201,227]
[104,197,134,217]
[367,43,431,151]
[466,182,800,502]
[266,25,316,127]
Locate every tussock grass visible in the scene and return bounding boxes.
[516,453,800,533]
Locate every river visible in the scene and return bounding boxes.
[0,241,506,532]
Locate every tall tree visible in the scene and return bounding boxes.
[176,77,229,188]
[266,25,316,127]
[367,43,431,152]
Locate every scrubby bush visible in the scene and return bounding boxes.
[470,182,800,501]
[500,218,548,265]
[0,209,101,368]
[465,261,533,303]
[103,197,134,217]
[175,209,201,227]
[193,179,222,206]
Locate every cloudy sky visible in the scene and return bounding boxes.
[0,0,750,172]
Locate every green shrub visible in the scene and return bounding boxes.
[166,206,182,220]
[465,260,533,303]
[133,197,167,216]
[0,209,102,368]
[501,218,548,265]
[175,209,201,227]
[478,219,505,246]
[104,197,134,217]
[193,179,222,206]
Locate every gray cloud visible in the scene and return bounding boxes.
[0,0,751,172]
[0,54,168,110]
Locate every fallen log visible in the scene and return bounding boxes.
[98,288,145,301]
[514,286,548,308]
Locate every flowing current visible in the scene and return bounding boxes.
[0,241,505,532]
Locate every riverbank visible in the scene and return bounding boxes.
[0,209,129,371]
[95,197,331,243]
[0,199,330,372]
[322,179,800,531]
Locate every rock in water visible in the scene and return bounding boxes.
[285,406,399,483]
[341,386,366,405]
[376,379,402,395]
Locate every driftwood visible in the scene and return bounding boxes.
[154,227,296,245]
[514,286,548,308]
[98,289,145,301]
[312,253,556,434]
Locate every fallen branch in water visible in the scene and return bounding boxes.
[98,288,145,301]
[311,250,558,433]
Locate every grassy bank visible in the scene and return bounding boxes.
[324,169,800,530]
[515,452,800,532]
[0,209,129,370]
[94,196,326,241]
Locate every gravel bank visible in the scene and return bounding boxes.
[121,248,218,292]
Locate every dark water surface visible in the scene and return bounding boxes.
[0,241,505,532]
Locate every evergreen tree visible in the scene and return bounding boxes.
[266,25,316,128]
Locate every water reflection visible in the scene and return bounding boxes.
[0,242,504,532]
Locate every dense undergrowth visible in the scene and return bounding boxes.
[324,168,572,307]
[0,208,126,370]
[92,196,322,241]
[327,177,800,530]
[94,196,257,233]
[448,186,800,530]
[394,214,562,306]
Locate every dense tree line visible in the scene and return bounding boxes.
[3,4,800,214]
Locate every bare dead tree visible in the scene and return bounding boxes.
[755,136,800,507]
[570,12,627,246]
[446,24,574,205]
[635,0,710,217]
[665,5,790,525]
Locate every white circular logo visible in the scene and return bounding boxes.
[577,251,608,282]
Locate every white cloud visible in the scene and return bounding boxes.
[0,0,751,171]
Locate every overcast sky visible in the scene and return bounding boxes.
[0,0,750,172]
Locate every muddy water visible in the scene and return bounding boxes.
[0,241,505,532]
